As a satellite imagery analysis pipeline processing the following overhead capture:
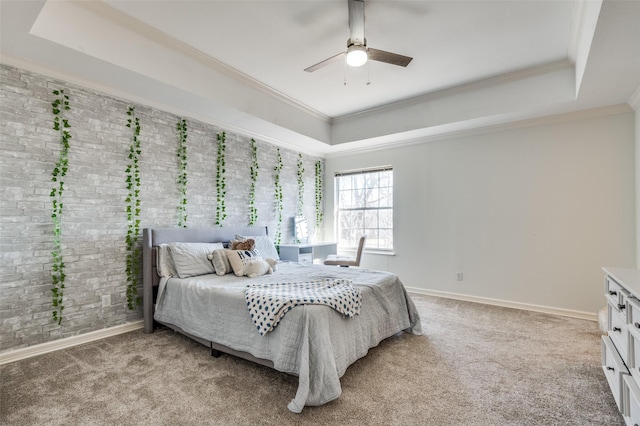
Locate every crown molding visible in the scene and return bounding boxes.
[325,103,632,158]
[629,85,640,110]
[75,0,329,123]
[331,60,574,125]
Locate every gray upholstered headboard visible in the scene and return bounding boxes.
[142,226,268,333]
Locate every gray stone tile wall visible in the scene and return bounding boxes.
[0,64,324,352]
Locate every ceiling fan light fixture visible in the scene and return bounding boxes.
[346,44,368,67]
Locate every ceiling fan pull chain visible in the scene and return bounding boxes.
[344,60,348,86]
[367,61,371,85]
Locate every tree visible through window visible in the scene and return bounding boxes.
[335,166,393,250]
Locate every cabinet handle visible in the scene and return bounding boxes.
[613,327,621,332]
[635,322,640,329]
[607,366,615,371]
[619,304,626,310]
[609,290,618,296]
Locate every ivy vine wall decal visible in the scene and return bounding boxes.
[248,138,259,225]
[176,119,188,227]
[273,148,283,245]
[315,160,324,240]
[297,153,305,217]
[1,66,337,354]
[50,88,71,325]
[125,106,142,310]
[215,131,227,226]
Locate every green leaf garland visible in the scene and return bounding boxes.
[176,119,188,227]
[215,131,227,226]
[273,148,283,245]
[50,89,71,325]
[248,138,259,225]
[315,160,324,237]
[296,153,305,218]
[125,106,142,310]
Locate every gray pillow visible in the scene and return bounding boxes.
[169,242,224,278]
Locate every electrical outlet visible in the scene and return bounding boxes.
[101,294,111,307]
[456,272,463,281]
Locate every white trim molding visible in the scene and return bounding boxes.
[629,85,640,110]
[0,321,144,365]
[325,103,632,158]
[406,287,597,322]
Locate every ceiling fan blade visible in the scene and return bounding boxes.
[367,48,413,67]
[348,0,365,45]
[304,51,346,73]
[305,0,413,73]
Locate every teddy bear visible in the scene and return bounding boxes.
[242,257,278,278]
[231,238,255,251]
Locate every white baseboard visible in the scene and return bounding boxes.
[0,320,144,365]
[406,287,597,322]
[0,291,596,365]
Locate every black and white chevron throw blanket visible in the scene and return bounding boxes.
[245,278,362,335]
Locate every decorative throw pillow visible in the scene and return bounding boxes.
[226,249,262,277]
[209,249,232,276]
[235,235,280,261]
[169,242,224,278]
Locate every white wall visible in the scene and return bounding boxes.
[636,105,640,268]
[325,110,636,315]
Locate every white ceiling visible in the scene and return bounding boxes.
[1,0,639,156]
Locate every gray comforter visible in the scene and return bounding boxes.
[153,262,422,412]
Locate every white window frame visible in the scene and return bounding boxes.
[334,166,393,252]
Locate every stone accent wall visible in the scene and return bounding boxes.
[0,64,324,352]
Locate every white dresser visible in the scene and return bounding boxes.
[603,267,640,425]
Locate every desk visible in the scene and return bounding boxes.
[278,242,337,264]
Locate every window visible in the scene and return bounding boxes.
[335,166,393,251]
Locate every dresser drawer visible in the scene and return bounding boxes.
[610,302,631,364]
[628,298,640,373]
[628,298,640,333]
[623,374,640,424]
[602,335,630,412]
[606,276,627,311]
[298,253,313,264]
[629,333,640,374]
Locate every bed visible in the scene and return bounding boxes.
[142,226,422,413]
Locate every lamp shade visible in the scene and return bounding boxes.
[346,45,368,67]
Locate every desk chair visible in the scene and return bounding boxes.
[323,236,366,267]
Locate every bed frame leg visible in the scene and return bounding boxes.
[211,347,222,358]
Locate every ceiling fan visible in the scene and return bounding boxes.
[304,0,413,73]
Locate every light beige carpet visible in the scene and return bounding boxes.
[0,294,623,425]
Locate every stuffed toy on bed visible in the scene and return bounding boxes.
[243,257,277,278]
[231,238,255,251]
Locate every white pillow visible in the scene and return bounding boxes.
[169,242,224,278]
[156,244,177,277]
[226,249,262,277]
[235,235,279,261]
[209,249,232,276]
